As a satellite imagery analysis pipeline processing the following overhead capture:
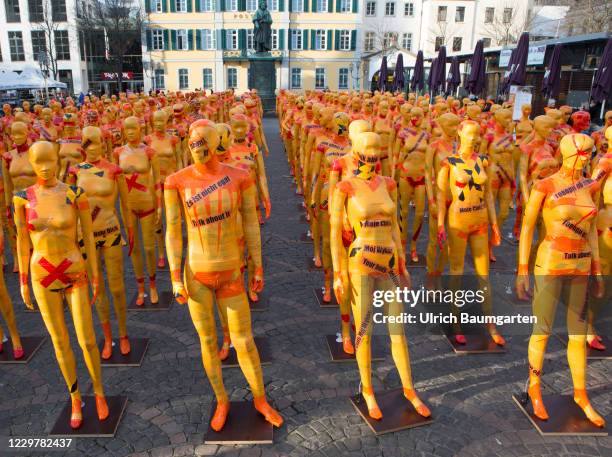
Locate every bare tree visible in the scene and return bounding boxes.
[482,2,539,47]
[428,19,458,50]
[77,0,143,91]
[363,20,400,57]
[561,0,612,36]
[31,0,62,80]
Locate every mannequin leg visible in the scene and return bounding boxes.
[339,252,353,354]
[140,212,158,304]
[130,215,146,305]
[156,198,166,268]
[320,209,332,302]
[447,226,469,341]
[398,179,411,249]
[410,184,426,262]
[90,249,113,359]
[104,244,129,354]
[312,206,321,266]
[0,270,21,353]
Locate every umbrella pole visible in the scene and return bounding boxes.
[601,100,606,121]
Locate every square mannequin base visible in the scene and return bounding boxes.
[350,388,434,435]
[204,401,273,444]
[325,335,386,362]
[306,256,322,271]
[0,336,46,364]
[98,338,150,367]
[299,232,313,243]
[49,396,128,437]
[299,214,308,224]
[443,327,506,354]
[222,337,271,368]
[512,394,608,436]
[128,291,172,311]
[406,256,427,268]
[313,288,339,308]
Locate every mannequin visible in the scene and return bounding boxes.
[390,103,414,172]
[144,110,183,269]
[58,114,83,182]
[592,111,612,158]
[516,134,605,428]
[68,127,134,359]
[436,121,504,345]
[289,97,307,194]
[34,108,60,145]
[373,101,393,176]
[113,117,161,306]
[102,107,124,158]
[330,131,430,421]
[164,119,282,432]
[14,141,108,429]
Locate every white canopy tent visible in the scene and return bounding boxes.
[0,67,67,91]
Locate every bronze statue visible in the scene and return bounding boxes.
[253,0,272,53]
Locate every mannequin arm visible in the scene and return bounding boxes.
[330,187,349,303]
[164,185,185,301]
[303,132,316,188]
[255,147,271,218]
[3,160,13,217]
[150,154,162,223]
[241,182,264,290]
[519,152,530,204]
[13,194,32,307]
[389,183,407,275]
[309,150,323,208]
[484,170,501,245]
[117,174,135,255]
[174,141,184,170]
[76,190,100,303]
[424,145,436,212]
[436,165,449,232]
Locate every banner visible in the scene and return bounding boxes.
[100,72,134,80]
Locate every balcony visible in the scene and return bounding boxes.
[223,49,284,61]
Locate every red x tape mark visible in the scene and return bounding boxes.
[38,257,73,288]
[126,173,147,192]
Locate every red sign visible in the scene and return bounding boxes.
[100,72,134,80]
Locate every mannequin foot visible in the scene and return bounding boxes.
[157,257,166,268]
[487,324,506,346]
[454,334,466,345]
[13,263,19,273]
[13,346,24,359]
[410,249,419,263]
[574,389,606,427]
[101,322,113,359]
[314,256,322,268]
[119,336,131,355]
[0,341,2,353]
[210,401,230,431]
[403,388,431,418]
[136,292,145,306]
[218,341,230,361]
[342,336,355,355]
[528,384,549,421]
[362,387,382,420]
[150,287,159,304]
[489,250,497,262]
[254,396,283,427]
[70,397,83,429]
[95,395,109,421]
[323,287,331,303]
[248,290,259,302]
[587,335,606,351]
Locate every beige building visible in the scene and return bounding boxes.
[142,0,362,93]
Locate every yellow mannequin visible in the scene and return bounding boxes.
[330,131,430,421]
[58,114,83,182]
[14,141,108,430]
[164,120,282,432]
[516,133,605,428]
[372,101,393,176]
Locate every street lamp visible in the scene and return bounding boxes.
[37,51,50,104]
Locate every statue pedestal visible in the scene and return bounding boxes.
[248,54,277,112]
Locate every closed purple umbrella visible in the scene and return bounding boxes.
[465,40,486,96]
[592,38,612,103]
[378,56,388,92]
[446,56,461,95]
[428,58,437,92]
[433,46,447,94]
[542,43,563,100]
[393,53,405,92]
[411,50,424,92]
[507,32,530,89]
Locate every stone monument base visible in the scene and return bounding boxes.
[248,56,277,112]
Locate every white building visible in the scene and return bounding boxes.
[0,0,88,94]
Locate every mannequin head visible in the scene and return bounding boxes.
[319,106,335,128]
[438,113,460,139]
[533,115,556,140]
[188,120,219,165]
[304,101,314,118]
[153,110,168,133]
[332,112,350,137]
[560,105,572,123]
[604,110,612,128]
[41,108,52,124]
[378,100,389,117]
[363,99,374,114]
[350,97,362,112]
[230,114,249,141]
[352,132,380,179]
[545,108,563,126]
[123,116,141,144]
[458,120,481,152]
[214,123,231,154]
[295,96,305,110]
[63,113,78,131]
[85,109,99,126]
[3,104,11,116]
[410,107,424,128]
[606,125,612,147]
[22,101,31,113]
[11,122,28,146]
[348,119,372,144]
[521,104,532,119]
[559,133,593,170]
[466,104,482,121]
[400,103,411,120]
[494,109,512,130]
[14,112,31,125]
[29,141,58,183]
[312,102,323,120]
[571,110,590,133]
[434,102,448,117]
[82,126,105,162]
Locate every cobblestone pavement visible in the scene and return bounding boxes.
[1,117,611,457]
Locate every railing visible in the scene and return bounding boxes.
[222,49,284,60]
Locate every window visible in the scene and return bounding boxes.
[401,32,412,51]
[272,29,278,50]
[482,37,491,48]
[503,8,513,24]
[247,0,257,10]
[227,68,237,89]
[291,67,301,89]
[268,0,278,11]
[155,0,163,12]
[339,0,350,13]
[202,0,215,11]
[455,6,465,22]
[55,30,70,60]
[203,68,213,89]
[291,29,302,50]
[227,29,238,50]
[292,0,303,12]
[404,2,413,17]
[437,5,447,22]
[5,0,21,22]
[8,31,25,61]
[366,1,375,16]
[178,69,189,89]
[31,30,46,58]
[452,36,462,52]
[485,7,494,23]
[315,67,325,89]
[176,0,187,12]
[339,30,350,51]
[52,0,67,21]
[434,36,444,51]
[364,31,375,51]
[202,29,216,49]
[383,32,397,49]
[152,30,164,50]
[315,29,326,50]
[247,29,254,50]
[228,0,238,11]
[338,68,349,89]
[177,29,189,50]
[385,1,395,16]
[28,0,44,21]
[316,0,327,11]
[154,69,165,89]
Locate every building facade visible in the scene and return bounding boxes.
[0,0,87,94]
[142,0,362,93]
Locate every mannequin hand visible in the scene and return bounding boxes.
[593,275,605,299]
[333,272,348,304]
[491,224,502,246]
[515,274,531,301]
[397,261,411,289]
[263,198,271,219]
[429,202,438,217]
[437,227,447,250]
[155,209,162,227]
[90,276,100,306]
[20,282,34,310]
[127,226,135,257]
[250,267,264,293]
[172,281,188,305]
